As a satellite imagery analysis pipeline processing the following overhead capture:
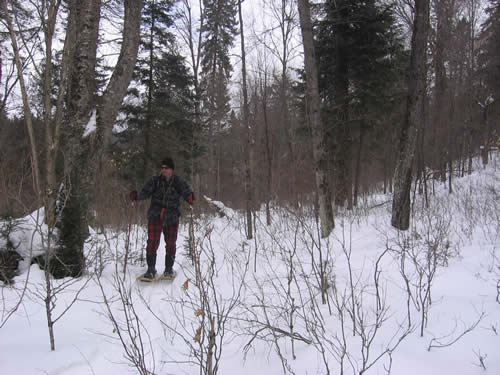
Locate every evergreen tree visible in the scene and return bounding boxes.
[116,0,196,184]
[316,0,405,207]
[199,0,238,199]
[317,0,402,207]
[479,0,500,105]
[477,0,500,163]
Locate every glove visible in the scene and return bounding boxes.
[187,193,195,205]
[129,190,137,201]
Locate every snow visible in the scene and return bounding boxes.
[1,154,499,375]
[83,109,97,138]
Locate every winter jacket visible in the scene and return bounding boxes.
[137,174,194,226]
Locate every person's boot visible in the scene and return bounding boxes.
[163,255,175,278]
[140,253,157,281]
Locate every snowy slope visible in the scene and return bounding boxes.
[1,154,499,375]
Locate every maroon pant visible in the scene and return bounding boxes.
[146,216,179,258]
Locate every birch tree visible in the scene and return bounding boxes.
[3,0,144,277]
[391,0,430,230]
[297,0,334,237]
[56,0,143,277]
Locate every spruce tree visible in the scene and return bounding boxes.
[316,0,405,208]
[479,1,500,104]
[199,0,238,199]
[477,0,500,163]
[117,0,196,184]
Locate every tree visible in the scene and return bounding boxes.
[430,0,455,191]
[479,0,500,102]
[2,0,144,277]
[134,0,176,179]
[256,57,273,225]
[477,0,500,164]
[117,0,196,184]
[199,0,238,199]
[49,0,143,277]
[238,0,254,240]
[316,0,405,209]
[175,0,206,195]
[1,0,43,205]
[460,0,483,175]
[259,0,301,201]
[297,0,334,238]
[391,0,430,230]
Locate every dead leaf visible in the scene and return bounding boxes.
[194,327,202,343]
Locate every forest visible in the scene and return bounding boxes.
[0,1,499,374]
[0,0,499,257]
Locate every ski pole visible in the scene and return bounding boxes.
[190,205,201,286]
[189,205,195,263]
[135,203,141,265]
[123,201,135,276]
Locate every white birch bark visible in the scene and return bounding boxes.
[297,0,334,237]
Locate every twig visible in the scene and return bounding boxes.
[473,349,487,370]
[427,312,485,351]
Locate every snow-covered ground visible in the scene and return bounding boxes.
[1,154,499,375]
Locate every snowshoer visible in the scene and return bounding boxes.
[129,157,195,281]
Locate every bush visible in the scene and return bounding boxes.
[0,210,23,284]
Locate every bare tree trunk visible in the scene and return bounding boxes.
[479,100,492,166]
[353,125,365,207]
[3,0,143,277]
[432,0,450,184]
[332,3,352,211]
[177,0,205,199]
[56,0,143,277]
[260,0,298,202]
[261,72,273,226]
[297,0,334,237]
[41,0,64,228]
[239,0,253,240]
[391,0,430,230]
[2,0,42,199]
[464,0,479,176]
[277,0,297,202]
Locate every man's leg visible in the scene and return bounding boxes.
[144,216,162,276]
[163,221,179,273]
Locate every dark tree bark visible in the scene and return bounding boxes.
[54,0,144,277]
[297,0,334,237]
[353,125,365,207]
[238,0,253,240]
[432,0,449,184]
[332,9,352,210]
[391,0,430,230]
[261,72,273,226]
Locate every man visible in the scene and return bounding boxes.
[129,157,194,281]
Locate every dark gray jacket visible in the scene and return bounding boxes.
[137,174,193,225]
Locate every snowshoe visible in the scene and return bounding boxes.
[136,269,157,282]
[158,268,177,281]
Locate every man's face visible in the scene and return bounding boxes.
[161,166,173,178]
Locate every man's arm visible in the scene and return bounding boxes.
[135,176,156,201]
[175,176,195,204]
[130,177,155,201]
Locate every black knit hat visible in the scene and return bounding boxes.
[161,157,175,170]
